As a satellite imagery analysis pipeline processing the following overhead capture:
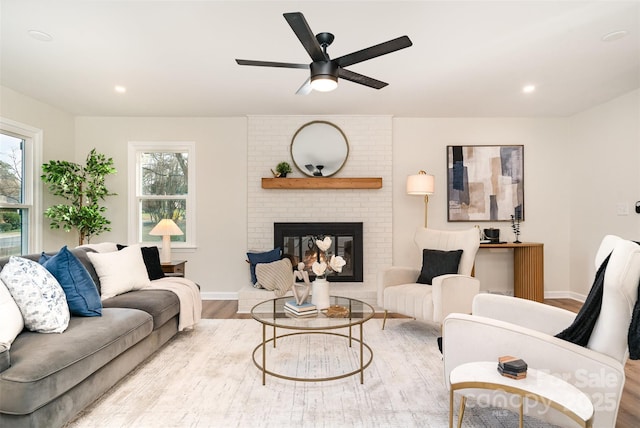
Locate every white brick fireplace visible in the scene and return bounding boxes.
[240,115,393,311]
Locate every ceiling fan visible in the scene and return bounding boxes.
[235,12,413,94]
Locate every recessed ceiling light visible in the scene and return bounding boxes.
[601,30,628,42]
[28,30,53,42]
[522,85,536,94]
[114,85,127,94]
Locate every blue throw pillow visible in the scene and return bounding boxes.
[40,246,102,316]
[247,247,281,285]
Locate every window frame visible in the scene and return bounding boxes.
[128,141,196,249]
[0,117,43,254]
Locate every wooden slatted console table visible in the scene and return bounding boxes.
[479,242,544,302]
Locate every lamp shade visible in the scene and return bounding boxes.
[149,219,184,236]
[406,171,435,195]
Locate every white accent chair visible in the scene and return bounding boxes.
[443,235,640,427]
[377,227,480,329]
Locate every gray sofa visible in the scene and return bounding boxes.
[0,247,181,428]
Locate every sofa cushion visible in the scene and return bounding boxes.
[417,249,463,285]
[0,307,153,415]
[0,257,70,333]
[40,246,102,317]
[0,278,23,350]
[102,289,179,330]
[87,245,151,299]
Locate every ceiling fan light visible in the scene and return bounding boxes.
[310,75,338,92]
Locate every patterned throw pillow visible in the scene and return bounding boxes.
[255,258,293,297]
[0,257,70,333]
[247,247,282,286]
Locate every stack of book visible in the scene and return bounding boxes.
[497,355,528,380]
[284,300,318,318]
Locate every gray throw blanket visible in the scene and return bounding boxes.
[556,242,640,360]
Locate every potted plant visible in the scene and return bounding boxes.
[275,161,292,178]
[41,149,117,245]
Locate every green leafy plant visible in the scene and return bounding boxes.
[275,161,292,176]
[41,149,117,245]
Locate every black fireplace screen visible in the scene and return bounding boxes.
[274,222,363,282]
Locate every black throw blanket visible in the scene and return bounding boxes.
[555,254,610,346]
[556,242,640,360]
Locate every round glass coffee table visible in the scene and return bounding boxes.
[251,296,375,385]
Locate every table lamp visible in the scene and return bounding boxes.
[407,171,435,227]
[149,219,183,263]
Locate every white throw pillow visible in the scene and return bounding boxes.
[255,258,293,297]
[0,257,70,334]
[0,278,24,348]
[88,244,151,300]
[77,242,118,253]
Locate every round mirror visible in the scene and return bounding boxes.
[290,121,349,177]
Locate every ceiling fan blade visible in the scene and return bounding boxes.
[283,12,328,62]
[295,77,313,95]
[334,36,412,68]
[236,59,308,69]
[338,68,388,89]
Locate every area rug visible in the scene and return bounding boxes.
[65,319,556,427]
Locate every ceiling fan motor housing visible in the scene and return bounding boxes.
[311,61,338,79]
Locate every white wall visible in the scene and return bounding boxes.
[74,117,247,297]
[392,118,571,296]
[0,85,77,250]
[567,89,640,297]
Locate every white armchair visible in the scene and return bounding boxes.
[377,227,480,329]
[442,235,640,427]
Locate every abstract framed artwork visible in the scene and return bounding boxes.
[447,145,524,222]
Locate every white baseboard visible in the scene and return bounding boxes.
[543,290,586,302]
[200,291,238,301]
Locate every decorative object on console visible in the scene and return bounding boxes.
[292,262,311,305]
[447,145,524,222]
[511,206,522,243]
[290,121,349,177]
[149,219,184,263]
[407,170,435,227]
[483,228,500,244]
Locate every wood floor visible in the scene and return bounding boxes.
[201,298,639,428]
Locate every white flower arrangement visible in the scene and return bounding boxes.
[311,236,346,279]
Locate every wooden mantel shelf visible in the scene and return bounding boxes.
[261,177,382,190]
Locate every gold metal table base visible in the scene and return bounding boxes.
[252,330,373,384]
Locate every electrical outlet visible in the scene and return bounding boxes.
[617,202,629,216]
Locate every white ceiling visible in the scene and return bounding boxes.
[1,1,639,117]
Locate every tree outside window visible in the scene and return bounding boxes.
[129,142,195,247]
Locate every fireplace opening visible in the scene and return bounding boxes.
[274,222,363,282]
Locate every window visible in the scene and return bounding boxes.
[128,142,195,248]
[0,118,43,255]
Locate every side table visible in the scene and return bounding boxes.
[161,260,186,277]
[449,361,593,428]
